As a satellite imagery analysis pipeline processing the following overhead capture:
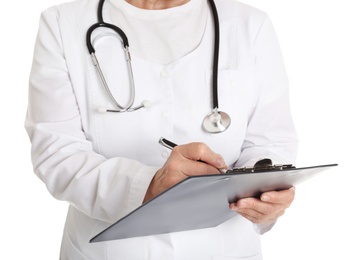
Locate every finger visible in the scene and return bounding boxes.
[232,198,275,216]
[240,210,284,224]
[260,187,295,205]
[230,202,274,224]
[165,148,220,177]
[176,143,227,171]
[188,160,222,175]
[176,155,222,176]
[230,200,285,224]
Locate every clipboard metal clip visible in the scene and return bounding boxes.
[227,158,296,174]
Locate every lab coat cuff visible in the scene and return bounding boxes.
[126,166,158,214]
[253,221,276,235]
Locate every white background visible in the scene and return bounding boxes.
[1,0,362,259]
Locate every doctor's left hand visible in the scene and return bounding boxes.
[229,187,295,225]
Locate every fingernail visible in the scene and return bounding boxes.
[261,195,270,202]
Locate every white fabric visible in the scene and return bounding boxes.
[25,0,298,259]
[108,0,208,64]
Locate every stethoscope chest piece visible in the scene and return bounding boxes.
[202,109,231,133]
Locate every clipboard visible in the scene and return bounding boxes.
[90,163,337,243]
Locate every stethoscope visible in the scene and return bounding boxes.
[86,0,231,133]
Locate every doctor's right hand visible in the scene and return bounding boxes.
[143,142,227,203]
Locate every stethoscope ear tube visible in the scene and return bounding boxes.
[90,45,140,112]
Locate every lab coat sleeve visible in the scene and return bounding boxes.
[235,16,298,234]
[25,8,157,224]
[236,15,298,168]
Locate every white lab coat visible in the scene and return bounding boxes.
[25,0,298,259]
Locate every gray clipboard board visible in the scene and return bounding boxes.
[90,163,337,243]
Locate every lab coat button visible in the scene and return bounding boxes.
[161,111,170,117]
[160,71,170,78]
[161,151,169,158]
[230,80,236,86]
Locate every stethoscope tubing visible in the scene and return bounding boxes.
[86,0,231,132]
[208,0,220,111]
[87,0,139,112]
[86,23,129,53]
[86,0,221,110]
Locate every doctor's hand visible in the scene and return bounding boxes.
[229,187,295,225]
[143,142,227,203]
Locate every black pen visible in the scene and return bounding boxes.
[158,137,227,174]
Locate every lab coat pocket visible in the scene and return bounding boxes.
[205,68,255,130]
[60,231,90,260]
[203,69,254,164]
[215,69,255,113]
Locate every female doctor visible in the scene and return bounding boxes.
[25,0,298,259]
